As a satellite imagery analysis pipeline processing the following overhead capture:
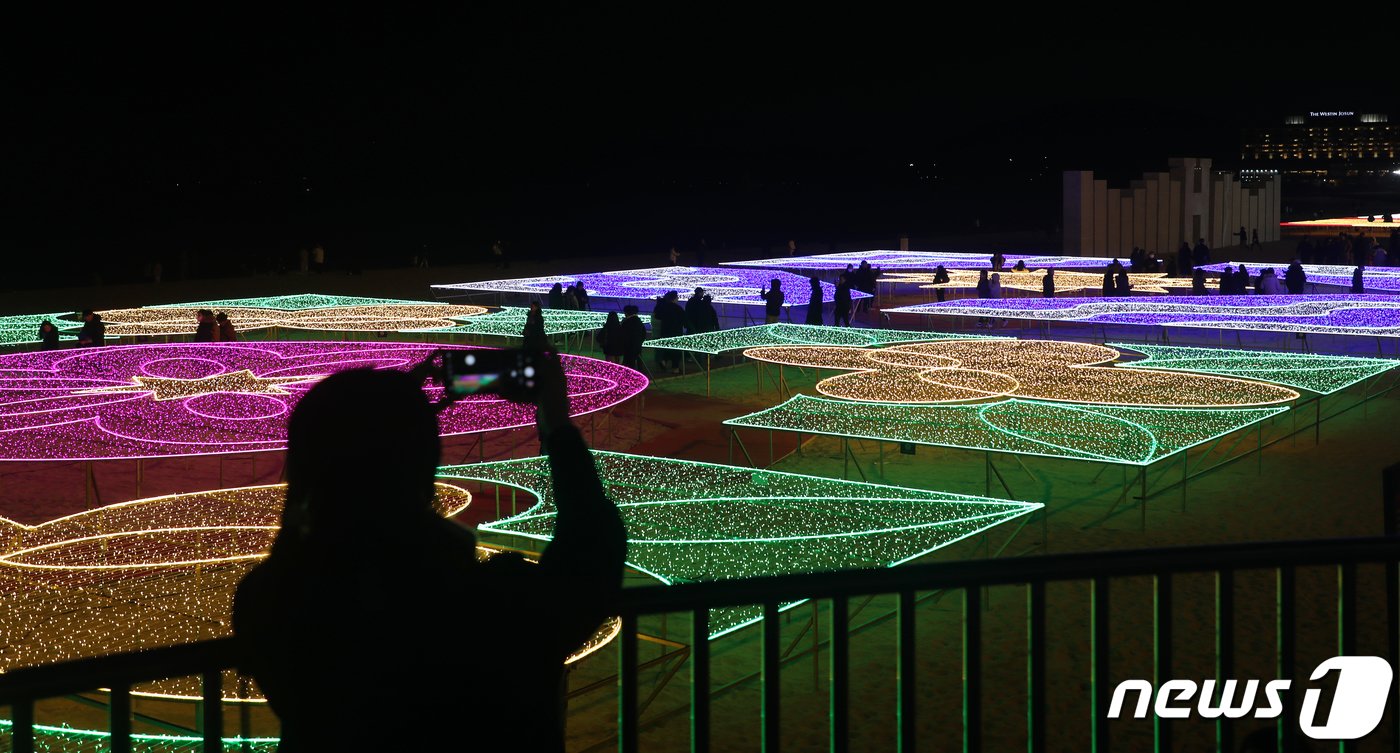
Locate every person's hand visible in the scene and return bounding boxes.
[497,349,570,436]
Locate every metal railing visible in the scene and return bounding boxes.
[3,537,1399,752]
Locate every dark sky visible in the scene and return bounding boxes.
[5,10,1390,281]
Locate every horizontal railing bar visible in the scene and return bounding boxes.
[2,537,1397,709]
[615,537,1400,614]
[0,639,242,706]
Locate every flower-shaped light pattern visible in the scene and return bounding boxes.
[442,452,1040,638]
[433,266,869,306]
[1110,343,1400,395]
[721,250,1117,272]
[887,295,1400,337]
[742,340,1299,407]
[0,342,647,460]
[429,306,651,337]
[725,395,1288,466]
[1197,262,1400,293]
[885,269,1177,295]
[0,483,617,705]
[90,302,489,338]
[1,313,77,346]
[642,323,1003,355]
[150,293,445,310]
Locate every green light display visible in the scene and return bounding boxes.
[1109,343,1400,395]
[1,314,76,346]
[431,306,650,337]
[439,451,1040,637]
[643,323,1002,355]
[149,293,437,310]
[0,719,279,752]
[723,395,1287,466]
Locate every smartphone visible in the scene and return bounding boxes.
[442,349,540,396]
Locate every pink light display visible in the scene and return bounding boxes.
[0,342,647,461]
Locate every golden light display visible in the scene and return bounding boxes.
[92,302,490,337]
[742,340,1300,407]
[884,269,1177,295]
[0,483,617,703]
[79,370,310,402]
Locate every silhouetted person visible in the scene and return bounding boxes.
[1101,266,1114,296]
[599,311,623,363]
[684,287,718,334]
[1236,264,1249,294]
[1219,268,1234,295]
[651,291,686,373]
[1193,238,1211,267]
[833,273,853,326]
[1352,265,1365,293]
[1250,228,1261,251]
[975,270,993,327]
[620,304,647,369]
[547,283,564,309]
[1285,261,1307,294]
[491,240,508,269]
[1238,226,1248,247]
[37,320,60,349]
[805,277,824,325]
[1177,241,1193,278]
[522,301,548,351]
[990,251,1005,271]
[1042,268,1055,298]
[1114,268,1131,296]
[234,364,625,752]
[573,282,590,311]
[215,312,238,342]
[932,264,950,302]
[1012,259,1027,272]
[194,309,216,342]
[1192,268,1207,295]
[76,310,104,347]
[854,260,879,313]
[759,278,784,324]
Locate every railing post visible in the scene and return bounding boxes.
[110,684,133,753]
[619,612,639,753]
[1216,569,1235,753]
[964,586,982,753]
[897,590,917,753]
[831,595,850,753]
[692,609,710,753]
[1091,577,1110,752]
[762,600,781,753]
[12,699,35,753]
[202,668,223,752]
[1028,581,1046,753]
[1154,573,1172,752]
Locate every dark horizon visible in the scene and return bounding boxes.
[7,12,1395,288]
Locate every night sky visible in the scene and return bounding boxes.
[7,11,1389,287]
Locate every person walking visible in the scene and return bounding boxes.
[759,279,784,325]
[804,277,824,325]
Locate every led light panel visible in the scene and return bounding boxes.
[433,266,870,306]
[0,342,646,460]
[441,452,1040,638]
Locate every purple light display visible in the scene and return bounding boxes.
[433,266,869,306]
[887,295,1400,337]
[722,250,1119,272]
[0,342,647,461]
[1196,263,1400,292]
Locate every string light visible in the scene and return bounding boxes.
[149,293,447,310]
[91,302,489,337]
[724,394,1288,466]
[0,342,647,460]
[432,266,871,306]
[1109,343,1400,395]
[885,269,1177,295]
[1,313,77,346]
[0,482,614,710]
[642,323,1001,355]
[741,341,1300,407]
[0,719,280,752]
[1196,262,1400,292]
[431,306,651,337]
[888,295,1400,337]
[440,452,1041,638]
[720,250,1117,271]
